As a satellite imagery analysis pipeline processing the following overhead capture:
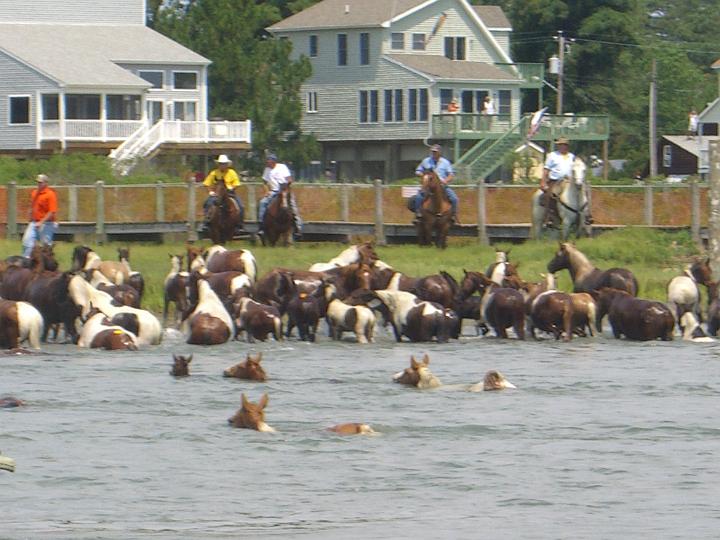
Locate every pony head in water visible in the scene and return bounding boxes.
[223,353,267,381]
[392,354,441,389]
[326,423,376,435]
[170,354,192,376]
[228,393,275,432]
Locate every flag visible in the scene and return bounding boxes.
[527,107,548,138]
[425,13,447,45]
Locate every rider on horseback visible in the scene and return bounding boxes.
[540,137,573,228]
[202,154,244,232]
[410,144,459,224]
[257,153,302,239]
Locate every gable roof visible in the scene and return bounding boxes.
[0,24,209,88]
[662,135,720,158]
[386,54,520,82]
[472,6,511,29]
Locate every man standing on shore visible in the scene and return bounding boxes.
[22,174,58,257]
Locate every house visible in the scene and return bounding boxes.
[658,135,720,177]
[511,142,545,183]
[0,0,250,168]
[267,0,530,181]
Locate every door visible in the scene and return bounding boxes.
[147,101,163,124]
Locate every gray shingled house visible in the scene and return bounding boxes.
[0,0,250,167]
[268,0,528,180]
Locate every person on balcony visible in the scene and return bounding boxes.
[201,154,244,232]
[22,174,58,257]
[410,144,459,224]
[447,98,459,113]
[257,153,302,239]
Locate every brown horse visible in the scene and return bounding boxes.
[261,184,294,247]
[170,354,192,377]
[417,171,452,248]
[223,353,267,381]
[596,288,674,341]
[228,393,275,432]
[208,180,242,245]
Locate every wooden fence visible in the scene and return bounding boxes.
[1,180,705,244]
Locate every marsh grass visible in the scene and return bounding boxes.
[0,228,700,314]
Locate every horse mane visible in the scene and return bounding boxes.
[562,243,591,268]
[439,271,459,296]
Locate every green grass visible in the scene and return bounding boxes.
[0,228,701,314]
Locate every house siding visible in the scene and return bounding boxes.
[0,0,145,25]
[0,51,58,150]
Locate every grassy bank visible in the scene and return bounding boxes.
[0,228,701,314]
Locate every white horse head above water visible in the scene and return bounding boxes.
[531,157,591,241]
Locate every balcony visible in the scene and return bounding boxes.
[495,63,545,89]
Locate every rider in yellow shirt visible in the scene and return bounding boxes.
[202,154,244,231]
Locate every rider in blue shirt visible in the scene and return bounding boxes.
[411,144,459,223]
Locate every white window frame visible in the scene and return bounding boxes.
[307,91,318,113]
[8,94,31,125]
[391,32,404,50]
[172,71,198,91]
[173,100,198,121]
[138,70,165,89]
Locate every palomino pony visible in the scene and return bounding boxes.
[208,179,242,245]
[531,157,591,240]
[417,170,452,249]
[260,184,294,247]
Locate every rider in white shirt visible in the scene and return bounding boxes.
[540,137,575,227]
[258,153,302,238]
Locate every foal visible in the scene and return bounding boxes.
[392,354,441,389]
[228,393,275,432]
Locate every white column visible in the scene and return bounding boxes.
[101,92,107,141]
[59,91,66,150]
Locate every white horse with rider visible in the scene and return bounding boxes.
[531,139,592,240]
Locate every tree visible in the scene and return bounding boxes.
[153,0,318,171]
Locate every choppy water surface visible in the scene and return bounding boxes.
[2,327,720,539]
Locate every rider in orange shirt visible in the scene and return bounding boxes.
[22,174,58,257]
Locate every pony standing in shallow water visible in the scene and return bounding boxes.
[531,158,591,241]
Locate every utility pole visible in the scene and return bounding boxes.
[649,58,658,178]
[556,31,565,115]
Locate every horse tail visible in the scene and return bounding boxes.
[273,315,283,341]
[17,301,44,349]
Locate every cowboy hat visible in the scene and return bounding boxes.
[430,144,442,152]
[215,154,232,165]
[555,137,570,145]
[36,174,49,183]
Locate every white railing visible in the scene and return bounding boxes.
[40,120,143,141]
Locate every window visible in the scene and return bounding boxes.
[359,90,378,123]
[663,145,672,168]
[359,32,370,65]
[440,88,453,112]
[391,33,404,50]
[497,90,511,115]
[173,101,197,121]
[139,70,164,89]
[9,96,30,124]
[309,35,318,57]
[65,94,100,119]
[444,36,466,60]
[41,94,59,120]
[408,88,428,122]
[173,72,197,90]
[337,34,347,66]
[384,89,403,122]
[412,33,426,50]
[307,91,318,113]
[106,95,141,120]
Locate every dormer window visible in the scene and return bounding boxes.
[391,33,404,50]
[444,37,466,60]
[412,33,426,51]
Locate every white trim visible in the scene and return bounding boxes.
[384,0,437,26]
[459,0,513,65]
[172,70,199,91]
[307,91,318,113]
[358,89,379,124]
[8,94,31,126]
[35,90,41,148]
[172,100,199,121]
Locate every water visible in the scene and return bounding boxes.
[2,328,720,539]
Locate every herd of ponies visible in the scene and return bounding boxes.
[1,240,718,434]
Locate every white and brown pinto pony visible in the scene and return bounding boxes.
[204,245,257,285]
[77,309,139,350]
[182,279,234,345]
[324,283,376,343]
[68,275,162,346]
[0,299,43,350]
[308,242,379,272]
[369,290,455,343]
[531,157,590,240]
[666,268,702,332]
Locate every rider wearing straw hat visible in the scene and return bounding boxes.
[202,154,244,231]
[540,137,574,228]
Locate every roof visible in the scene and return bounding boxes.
[385,54,520,82]
[268,0,428,31]
[472,6,511,29]
[0,24,209,88]
[268,0,511,32]
[662,135,720,158]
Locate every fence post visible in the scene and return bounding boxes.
[247,184,257,222]
[690,177,700,245]
[95,181,106,244]
[476,177,488,245]
[68,185,78,221]
[155,181,165,222]
[7,181,17,239]
[644,181,653,226]
[374,178,386,245]
[187,180,198,242]
[340,182,350,221]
